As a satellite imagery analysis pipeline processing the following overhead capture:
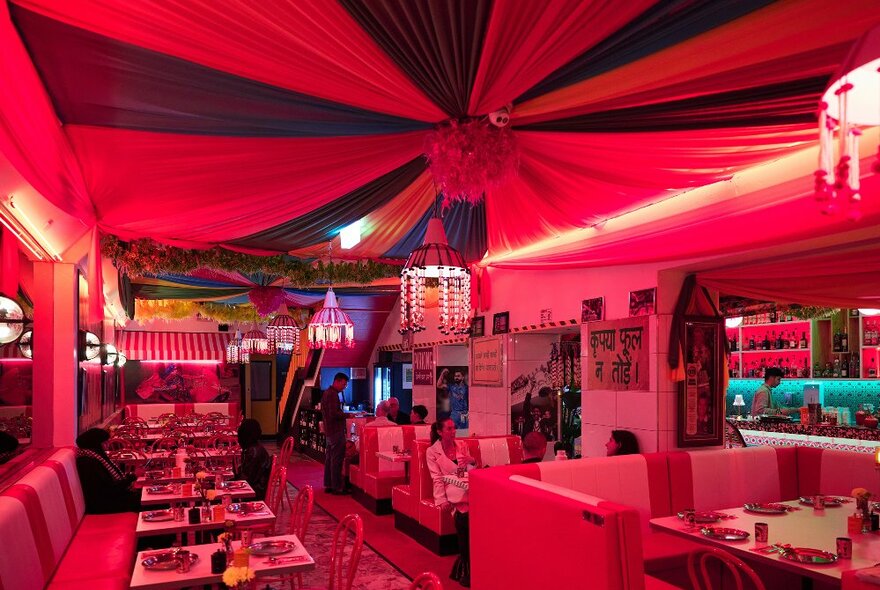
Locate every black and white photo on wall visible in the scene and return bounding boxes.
[629,288,657,317]
[581,297,604,323]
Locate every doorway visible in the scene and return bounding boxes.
[246,356,276,435]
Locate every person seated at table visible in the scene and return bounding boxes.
[341,401,396,492]
[0,431,19,464]
[411,405,428,425]
[522,431,548,463]
[427,418,476,587]
[369,400,396,427]
[234,419,272,500]
[605,429,640,456]
[387,397,411,425]
[75,428,140,514]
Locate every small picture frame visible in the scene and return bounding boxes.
[402,363,413,389]
[629,288,657,317]
[492,312,510,335]
[581,297,604,323]
[470,316,485,338]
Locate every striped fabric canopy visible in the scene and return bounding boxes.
[116,331,233,361]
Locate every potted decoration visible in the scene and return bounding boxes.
[222,549,254,589]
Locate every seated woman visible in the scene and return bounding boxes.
[411,405,429,425]
[426,419,476,588]
[75,428,140,514]
[234,419,272,500]
[605,429,640,456]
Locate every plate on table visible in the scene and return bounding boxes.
[226,502,264,513]
[142,551,199,570]
[798,496,846,507]
[219,481,247,490]
[677,511,724,524]
[146,485,174,495]
[247,540,297,556]
[141,510,174,522]
[700,527,750,541]
[778,547,838,565]
[743,503,790,514]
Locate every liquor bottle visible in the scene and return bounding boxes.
[770,310,777,323]
[813,362,821,378]
[749,335,756,350]
[800,332,808,349]
[833,332,841,353]
[789,332,796,349]
[841,357,849,378]
[870,359,878,379]
[841,331,849,351]
[762,333,770,351]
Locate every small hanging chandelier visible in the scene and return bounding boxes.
[267,305,301,353]
[308,288,354,349]
[400,217,471,335]
[241,327,270,355]
[225,330,244,364]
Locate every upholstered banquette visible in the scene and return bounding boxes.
[392,435,522,554]
[0,448,137,590]
[125,402,240,424]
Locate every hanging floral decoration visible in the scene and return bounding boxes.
[248,286,285,316]
[425,118,519,206]
[102,235,399,285]
[134,299,311,324]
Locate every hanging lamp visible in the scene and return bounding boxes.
[266,304,301,353]
[400,217,471,335]
[241,327,270,355]
[226,330,243,364]
[307,287,355,349]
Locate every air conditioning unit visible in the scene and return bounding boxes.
[350,367,367,380]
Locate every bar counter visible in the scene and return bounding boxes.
[733,418,880,453]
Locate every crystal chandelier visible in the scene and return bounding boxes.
[400,217,471,335]
[225,330,245,364]
[307,288,354,349]
[267,305,301,353]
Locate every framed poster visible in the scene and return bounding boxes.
[581,297,604,323]
[470,316,485,338]
[493,311,510,334]
[586,317,649,391]
[471,336,504,386]
[402,363,413,389]
[629,288,656,317]
[413,348,434,386]
[677,317,724,447]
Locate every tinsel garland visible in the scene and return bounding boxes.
[102,235,400,285]
[134,300,311,324]
[788,306,836,320]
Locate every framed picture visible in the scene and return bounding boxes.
[581,297,604,323]
[677,317,724,448]
[492,311,510,335]
[470,316,485,338]
[402,363,413,389]
[629,287,657,317]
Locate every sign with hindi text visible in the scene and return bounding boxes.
[471,336,504,386]
[586,317,649,391]
[413,348,434,386]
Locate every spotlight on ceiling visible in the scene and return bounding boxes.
[340,220,362,250]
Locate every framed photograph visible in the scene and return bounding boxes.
[492,311,510,335]
[402,363,413,389]
[470,316,485,338]
[629,287,657,317]
[677,317,724,448]
[581,297,604,323]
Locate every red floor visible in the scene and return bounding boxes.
[286,453,460,588]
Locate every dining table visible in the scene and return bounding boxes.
[377,450,412,480]
[129,534,314,590]
[140,480,255,506]
[136,503,275,545]
[135,470,234,487]
[650,497,880,587]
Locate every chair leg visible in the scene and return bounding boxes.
[285,485,293,510]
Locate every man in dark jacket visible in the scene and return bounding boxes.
[75,428,140,514]
[387,397,410,425]
[321,372,349,494]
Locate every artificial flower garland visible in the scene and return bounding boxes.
[102,235,400,285]
[134,299,313,323]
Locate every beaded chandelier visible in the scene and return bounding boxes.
[266,308,301,353]
[241,328,270,355]
[400,217,470,335]
[307,288,355,349]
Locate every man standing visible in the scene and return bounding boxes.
[750,367,796,416]
[387,397,411,425]
[322,372,349,495]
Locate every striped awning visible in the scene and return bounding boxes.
[117,331,233,361]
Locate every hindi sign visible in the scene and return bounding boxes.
[413,348,434,386]
[471,336,504,386]
[586,317,649,391]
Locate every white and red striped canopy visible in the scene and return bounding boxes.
[117,331,232,361]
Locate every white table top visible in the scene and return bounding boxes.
[650,498,877,582]
[130,534,314,590]
[377,451,411,463]
[140,481,255,506]
[118,449,236,464]
[136,471,234,486]
[136,504,275,537]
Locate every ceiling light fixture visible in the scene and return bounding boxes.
[340,219,362,250]
[307,288,355,349]
[0,195,62,261]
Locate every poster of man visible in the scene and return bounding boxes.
[510,359,558,441]
[436,366,468,430]
[678,318,723,447]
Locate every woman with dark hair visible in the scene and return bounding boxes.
[426,419,476,587]
[605,430,640,456]
[75,428,139,514]
[411,405,429,425]
[235,418,272,500]
[0,431,20,464]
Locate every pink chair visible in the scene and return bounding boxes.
[259,485,314,589]
[688,547,765,590]
[105,437,131,452]
[409,572,443,589]
[280,436,295,509]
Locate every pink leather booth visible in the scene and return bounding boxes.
[125,402,241,424]
[351,424,430,514]
[392,435,523,555]
[0,448,137,590]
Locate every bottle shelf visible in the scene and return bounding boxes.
[737,349,810,354]
[740,320,810,328]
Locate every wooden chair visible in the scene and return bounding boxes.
[409,572,443,590]
[299,513,364,590]
[688,547,765,590]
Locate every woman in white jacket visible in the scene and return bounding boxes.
[426,418,476,587]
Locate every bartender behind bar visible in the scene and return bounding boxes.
[751,367,798,416]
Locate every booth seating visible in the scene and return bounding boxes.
[392,435,522,555]
[0,448,137,590]
[350,424,430,514]
[124,402,240,424]
[469,445,877,589]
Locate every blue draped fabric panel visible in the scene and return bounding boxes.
[383,200,486,262]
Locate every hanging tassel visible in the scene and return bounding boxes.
[815,102,832,205]
[848,127,863,221]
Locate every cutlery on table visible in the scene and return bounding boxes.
[265,555,309,564]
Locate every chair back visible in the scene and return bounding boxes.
[123,416,148,427]
[265,462,286,517]
[725,419,748,448]
[153,437,179,451]
[688,547,765,590]
[289,485,314,542]
[409,572,443,589]
[279,435,294,466]
[209,434,239,450]
[329,513,364,590]
[105,437,131,452]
